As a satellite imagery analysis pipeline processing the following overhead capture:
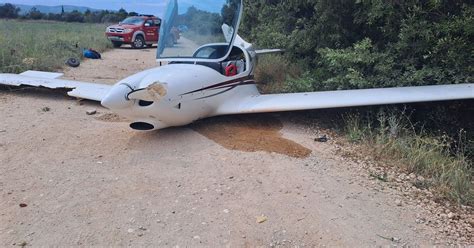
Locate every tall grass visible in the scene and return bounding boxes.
[0,19,111,73]
[345,110,473,205]
[254,54,302,93]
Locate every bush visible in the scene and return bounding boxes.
[241,0,473,88]
[314,38,397,90]
[65,10,84,23]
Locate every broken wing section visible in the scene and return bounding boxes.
[0,71,112,102]
[216,84,474,115]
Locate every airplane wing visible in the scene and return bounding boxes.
[216,84,474,115]
[0,71,112,102]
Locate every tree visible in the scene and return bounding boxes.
[101,13,123,23]
[240,0,473,86]
[221,0,240,26]
[47,13,63,21]
[117,8,128,20]
[64,10,84,22]
[27,7,44,20]
[0,3,20,18]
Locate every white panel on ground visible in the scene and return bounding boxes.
[0,73,112,102]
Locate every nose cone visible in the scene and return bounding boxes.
[101,84,133,110]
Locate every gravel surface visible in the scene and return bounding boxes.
[0,47,471,246]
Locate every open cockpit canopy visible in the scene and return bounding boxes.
[157,0,242,62]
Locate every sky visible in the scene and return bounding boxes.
[0,0,224,17]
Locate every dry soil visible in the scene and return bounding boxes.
[0,47,468,246]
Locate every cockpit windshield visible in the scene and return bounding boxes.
[157,0,242,62]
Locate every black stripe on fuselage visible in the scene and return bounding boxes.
[195,86,238,100]
[194,80,257,100]
[181,75,254,96]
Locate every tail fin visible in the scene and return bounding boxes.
[221,24,252,49]
[221,24,284,54]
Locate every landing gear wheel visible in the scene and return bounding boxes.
[112,41,122,48]
[65,58,80,67]
[132,35,145,49]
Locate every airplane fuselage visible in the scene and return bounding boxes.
[101,46,258,130]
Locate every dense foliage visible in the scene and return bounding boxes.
[241,0,473,90]
[247,0,473,189]
[0,3,19,18]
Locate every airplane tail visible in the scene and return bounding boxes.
[222,24,284,55]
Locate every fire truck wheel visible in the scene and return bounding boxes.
[132,35,145,49]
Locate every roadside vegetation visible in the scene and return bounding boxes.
[0,20,110,73]
[0,3,132,23]
[344,108,473,205]
[248,1,473,205]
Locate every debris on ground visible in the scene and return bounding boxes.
[94,113,128,122]
[19,203,28,208]
[17,241,28,247]
[41,107,50,112]
[377,234,401,243]
[256,215,268,223]
[314,135,328,142]
[86,109,97,115]
[65,58,80,68]
[83,48,102,59]
[22,58,36,66]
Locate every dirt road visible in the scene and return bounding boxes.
[0,47,470,246]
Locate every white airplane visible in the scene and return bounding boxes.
[0,0,473,131]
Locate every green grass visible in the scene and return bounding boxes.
[0,19,111,73]
[345,110,473,206]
